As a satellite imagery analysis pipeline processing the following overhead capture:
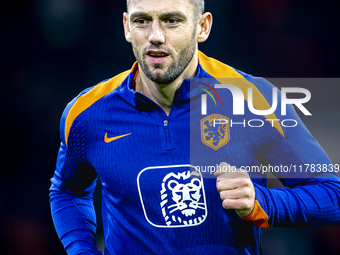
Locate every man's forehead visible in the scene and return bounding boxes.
[128,0,194,15]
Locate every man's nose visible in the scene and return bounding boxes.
[148,20,165,46]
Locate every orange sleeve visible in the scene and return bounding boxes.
[241,200,270,229]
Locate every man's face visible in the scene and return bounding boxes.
[125,0,198,84]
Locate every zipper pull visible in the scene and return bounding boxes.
[163,119,172,150]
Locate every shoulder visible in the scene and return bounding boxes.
[198,51,276,95]
[60,69,131,145]
[198,51,284,136]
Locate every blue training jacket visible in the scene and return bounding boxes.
[50,51,340,255]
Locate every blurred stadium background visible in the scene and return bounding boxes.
[1,0,339,254]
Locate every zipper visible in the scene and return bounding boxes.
[164,120,169,139]
[163,119,172,150]
[160,83,185,151]
[138,82,184,151]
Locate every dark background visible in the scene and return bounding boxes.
[1,0,339,254]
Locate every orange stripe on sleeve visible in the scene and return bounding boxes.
[198,51,285,137]
[64,68,134,145]
[241,200,270,229]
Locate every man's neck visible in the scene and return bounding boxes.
[135,52,198,116]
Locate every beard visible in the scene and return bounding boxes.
[132,31,197,85]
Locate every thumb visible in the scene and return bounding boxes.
[214,162,231,177]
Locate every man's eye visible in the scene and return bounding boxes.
[134,19,148,25]
[165,18,179,24]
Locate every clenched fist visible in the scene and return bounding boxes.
[214,162,255,217]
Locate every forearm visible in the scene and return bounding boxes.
[254,179,340,228]
[50,188,102,255]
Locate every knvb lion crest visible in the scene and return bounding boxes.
[201,114,230,150]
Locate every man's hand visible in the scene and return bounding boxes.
[214,162,255,217]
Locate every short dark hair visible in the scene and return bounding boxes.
[126,0,205,20]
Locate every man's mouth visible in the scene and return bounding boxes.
[146,51,169,64]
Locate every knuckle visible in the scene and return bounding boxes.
[217,179,229,190]
[240,197,252,209]
[234,179,245,188]
[216,181,223,192]
[243,187,252,197]
[222,200,229,209]
[220,191,227,200]
[245,187,255,200]
[240,178,251,187]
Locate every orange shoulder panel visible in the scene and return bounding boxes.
[64,69,132,145]
[198,51,284,137]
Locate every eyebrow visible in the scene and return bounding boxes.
[129,11,187,21]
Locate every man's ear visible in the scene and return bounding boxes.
[123,12,132,42]
[197,12,213,43]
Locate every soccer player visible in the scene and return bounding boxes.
[49,0,340,254]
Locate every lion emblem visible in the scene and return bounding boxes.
[201,114,230,150]
[204,119,227,146]
[160,171,207,226]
